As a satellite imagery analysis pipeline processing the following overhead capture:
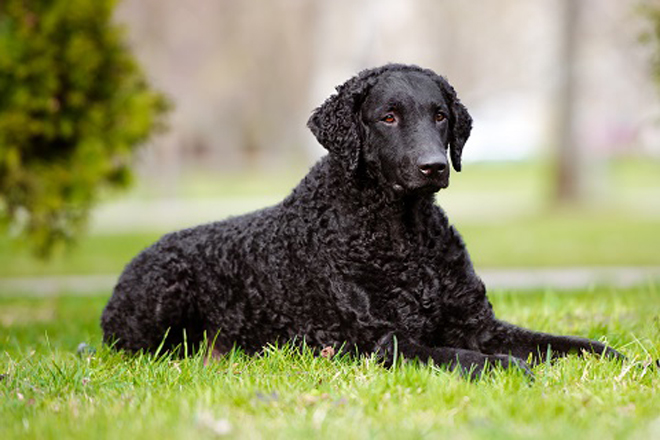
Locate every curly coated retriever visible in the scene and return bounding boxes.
[101,64,623,376]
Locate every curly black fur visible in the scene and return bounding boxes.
[101,64,623,377]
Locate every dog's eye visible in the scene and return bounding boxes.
[435,112,447,122]
[381,114,396,124]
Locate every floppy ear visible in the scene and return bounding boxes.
[436,77,472,172]
[307,74,376,174]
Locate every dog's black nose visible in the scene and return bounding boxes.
[418,158,448,177]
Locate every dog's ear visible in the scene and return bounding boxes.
[307,74,377,174]
[436,77,472,172]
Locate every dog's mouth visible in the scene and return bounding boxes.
[394,173,449,195]
[427,172,450,190]
[417,179,447,194]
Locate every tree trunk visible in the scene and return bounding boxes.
[555,0,582,203]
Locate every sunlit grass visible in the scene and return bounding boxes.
[1,285,660,439]
[461,211,660,268]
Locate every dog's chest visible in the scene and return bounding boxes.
[309,200,482,332]
[338,238,451,313]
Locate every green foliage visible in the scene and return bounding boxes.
[0,0,168,257]
[642,1,660,88]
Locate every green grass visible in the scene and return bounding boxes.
[2,285,660,439]
[459,211,660,268]
[0,234,161,278]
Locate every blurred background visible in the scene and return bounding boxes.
[2,0,660,291]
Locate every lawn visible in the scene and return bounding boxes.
[2,285,660,439]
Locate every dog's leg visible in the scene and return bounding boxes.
[203,345,225,366]
[374,333,533,379]
[202,332,232,366]
[478,320,625,364]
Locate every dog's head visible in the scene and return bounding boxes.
[308,64,472,194]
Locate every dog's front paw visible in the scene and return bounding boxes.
[487,354,535,380]
[456,352,533,380]
[600,345,626,361]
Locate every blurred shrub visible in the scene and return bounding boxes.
[0,0,168,257]
[642,2,660,88]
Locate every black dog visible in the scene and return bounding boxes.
[101,64,623,376]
